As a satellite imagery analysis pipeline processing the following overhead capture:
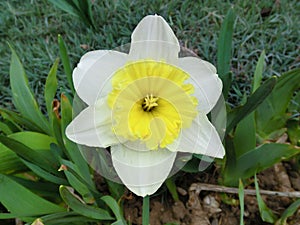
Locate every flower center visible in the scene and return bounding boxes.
[107,60,198,150]
[142,94,158,112]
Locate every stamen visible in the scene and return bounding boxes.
[142,94,159,112]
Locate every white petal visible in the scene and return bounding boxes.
[179,57,222,114]
[129,15,180,63]
[66,98,119,147]
[167,114,225,159]
[111,145,176,197]
[73,50,127,105]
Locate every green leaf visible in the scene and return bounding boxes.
[59,186,114,220]
[60,94,94,189]
[76,0,95,28]
[217,7,236,98]
[0,143,25,174]
[48,0,79,17]
[0,213,20,219]
[28,212,99,225]
[254,174,277,223]
[9,45,50,134]
[238,179,244,225]
[256,69,300,139]
[0,108,41,132]
[287,120,300,146]
[233,50,266,156]
[21,159,68,185]
[0,121,13,135]
[58,35,75,93]
[0,135,59,174]
[165,177,179,201]
[181,157,200,173]
[233,113,256,157]
[8,131,60,173]
[49,0,95,28]
[278,199,300,225]
[288,90,300,113]
[252,50,265,93]
[59,159,95,202]
[45,58,59,122]
[8,131,57,150]
[106,179,125,200]
[224,143,300,186]
[112,220,128,225]
[227,76,277,133]
[101,195,126,223]
[0,174,65,216]
[9,176,60,199]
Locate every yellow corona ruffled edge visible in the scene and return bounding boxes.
[107,60,198,150]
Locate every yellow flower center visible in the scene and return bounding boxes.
[107,60,198,150]
[142,94,159,112]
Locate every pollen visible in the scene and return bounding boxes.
[142,94,159,112]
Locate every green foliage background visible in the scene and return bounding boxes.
[0,0,299,108]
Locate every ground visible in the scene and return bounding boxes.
[121,161,300,225]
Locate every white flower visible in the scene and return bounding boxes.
[66,15,225,197]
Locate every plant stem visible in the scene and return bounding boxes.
[142,195,150,225]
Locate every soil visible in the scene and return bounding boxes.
[123,161,300,225]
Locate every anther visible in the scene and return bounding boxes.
[142,94,159,112]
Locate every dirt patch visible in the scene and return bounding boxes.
[123,162,300,225]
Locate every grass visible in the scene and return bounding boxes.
[0,0,299,109]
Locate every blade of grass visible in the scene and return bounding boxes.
[252,50,265,93]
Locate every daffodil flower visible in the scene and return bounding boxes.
[66,15,225,197]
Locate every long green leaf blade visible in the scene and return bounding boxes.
[0,135,58,174]
[101,195,126,223]
[0,143,25,174]
[279,199,300,225]
[252,50,265,93]
[224,143,299,185]
[45,58,59,122]
[217,7,236,98]
[29,212,99,225]
[48,0,80,17]
[0,174,65,216]
[0,108,42,133]
[60,94,94,188]
[227,76,277,133]
[59,186,114,220]
[256,68,300,139]
[21,159,68,185]
[9,45,50,134]
[58,35,74,93]
[255,174,277,223]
